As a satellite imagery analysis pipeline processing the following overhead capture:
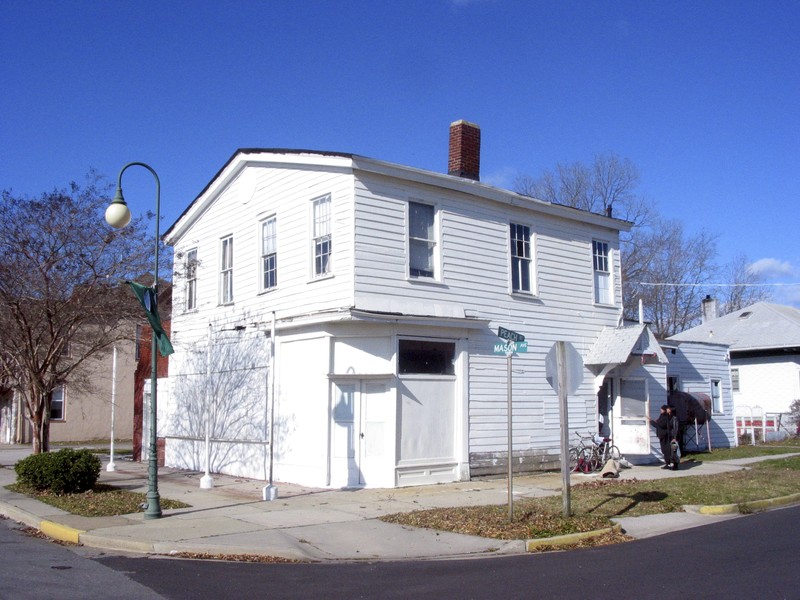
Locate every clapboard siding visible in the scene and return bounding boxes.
[165,150,630,482]
[667,341,737,449]
[170,163,354,347]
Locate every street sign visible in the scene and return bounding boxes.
[545,341,583,396]
[497,326,525,343]
[493,341,528,355]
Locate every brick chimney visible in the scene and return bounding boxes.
[448,120,481,181]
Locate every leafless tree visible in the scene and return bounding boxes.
[718,252,773,314]
[516,154,770,337]
[623,218,718,337]
[515,153,654,228]
[0,176,156,452]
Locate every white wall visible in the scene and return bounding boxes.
[667,342,736,450]
[352,171,624,470]
[732,355,800,415]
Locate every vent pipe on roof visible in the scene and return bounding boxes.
[448,120,481,181]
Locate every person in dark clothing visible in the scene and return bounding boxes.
[666,405,680,470]
[650,405,671,469]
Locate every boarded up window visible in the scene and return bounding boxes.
[399,340,455,375]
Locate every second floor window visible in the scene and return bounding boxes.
[185,248,198,311]
[50,385,66,421]
[510,223,532,293]
[261,216,277,290]
[220,235,234,304]
[312,195,331,277]
[592,240,612,305]
[409,201,436,279]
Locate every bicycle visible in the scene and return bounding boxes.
[568,431,598,473]
[569,431,621,473]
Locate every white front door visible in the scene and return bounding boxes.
[332,380,392,488]
[612,378,651,455]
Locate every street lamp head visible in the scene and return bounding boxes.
[105,188,132,229]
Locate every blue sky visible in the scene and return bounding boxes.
[2,0,799,305]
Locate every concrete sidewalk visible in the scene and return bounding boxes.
[1,446,796,562]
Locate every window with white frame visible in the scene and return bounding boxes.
[408,201,436,279]
[312,195,331,277]
[592,240,612,304]
[220,235,234,304]
[731,368,740,392]
[261,216,277,291]
[185,248,198,311]
[50,385,65,421]
[510,223,532,293]
[710,379,722,413]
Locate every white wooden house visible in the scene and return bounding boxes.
[662,340,737,452]
[670,299,800,437]
[160,121,684,488]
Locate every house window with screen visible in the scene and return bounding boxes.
[408,201,436,278]
[185,248,198,311]
[592,240,612,304]
[50,385,65,421]
[312,195,331,277]
[220,235,234,304]
[510,223,532,293]
[731,369,740,392]
[711,378,722,413]
[261,216,277,290]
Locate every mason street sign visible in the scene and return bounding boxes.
[493,340,528,355]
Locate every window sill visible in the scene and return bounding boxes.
[510,291,540,301]
[593,302,616,308]
[407,277,447,288]
[308,274,335,284]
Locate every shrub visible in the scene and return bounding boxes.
[15,448,101,494]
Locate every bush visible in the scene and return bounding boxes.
[15,448,101,494]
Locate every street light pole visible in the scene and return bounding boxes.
[105,161,163,519]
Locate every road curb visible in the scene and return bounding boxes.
[691,492,800,515]
[525,523,622,552]
[40,520,84,544]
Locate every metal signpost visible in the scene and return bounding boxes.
[545,341,584,517]
[494,327,527,521]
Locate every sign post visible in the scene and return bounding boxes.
[545,341,584,517]
[494,327,527,521]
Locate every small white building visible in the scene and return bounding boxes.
[669,299,800,435]
[161,121,705,488]
[663,340,737,452]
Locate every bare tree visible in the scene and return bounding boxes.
[0,177,155,453]
[623,218,718,337]
[515,153,653,228]
[719,252,773,314]
[515,154,754,337]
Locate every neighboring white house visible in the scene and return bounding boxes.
[669,299,800,431]
[160,120,703,489]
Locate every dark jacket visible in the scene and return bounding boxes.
[667,414,680,441]
[651,413,669,441]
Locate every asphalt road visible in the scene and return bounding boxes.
[3,506,799,600]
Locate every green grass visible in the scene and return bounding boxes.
[380,454,800,541]
[684,437,800,462]
[7,483,190,517]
